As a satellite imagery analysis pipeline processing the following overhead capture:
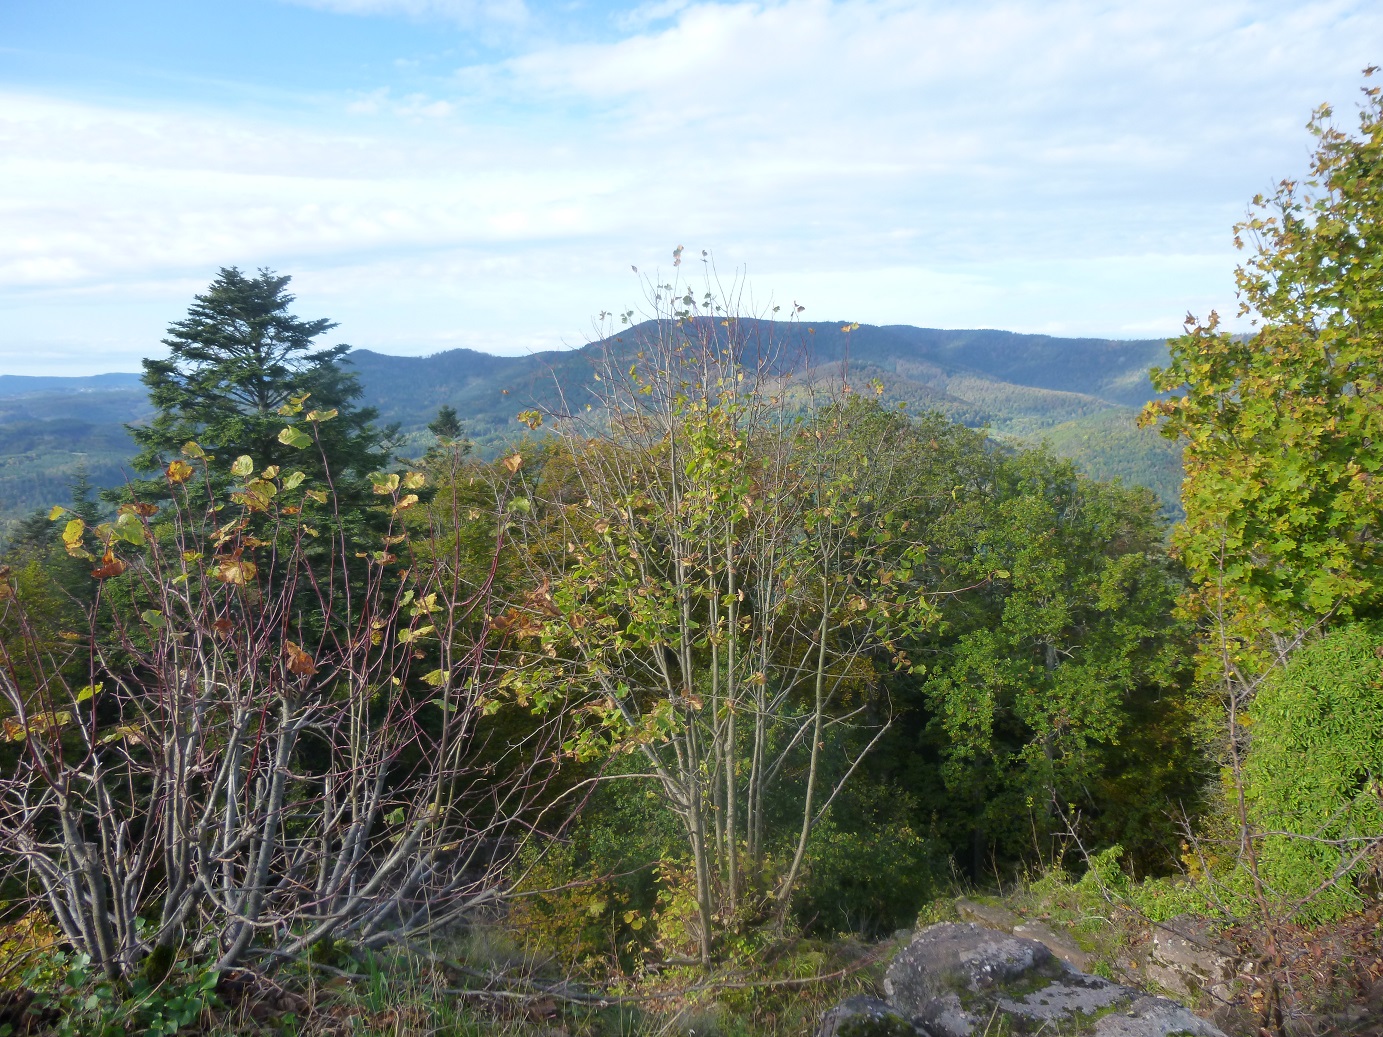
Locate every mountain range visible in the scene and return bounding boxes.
[0,322,1182,544]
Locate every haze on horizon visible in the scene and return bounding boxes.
[1,0,1380,377]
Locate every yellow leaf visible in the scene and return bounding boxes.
[402,471,426,490]
[48,505,67,521]
[62,518,85,547]
[502,454,523,474]
[166,459,195,484]
[371,473,401,495]
[212,557,257,586]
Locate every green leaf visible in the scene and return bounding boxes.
[278,426,313,450]
[306,408,338,422]
[141,610,166,630]
[114,512,146,546]
[386,807,406,825]
[422,669,447,686]
[282,470,306,490]
[75,682,103,703]
[230,455,254,477]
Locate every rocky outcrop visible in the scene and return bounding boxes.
[1144,916,1241,1004]
[817,996,917,1037]
[818,923,1227,1037]
[954,898,1094,972]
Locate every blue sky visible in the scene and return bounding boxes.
[1,0,1380,374]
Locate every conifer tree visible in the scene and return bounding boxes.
[131,267,391,492]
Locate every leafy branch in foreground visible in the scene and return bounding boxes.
[0,420,561,985]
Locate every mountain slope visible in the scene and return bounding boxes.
[0,322,1180,545]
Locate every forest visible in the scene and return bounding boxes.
[1,81,1382,1037]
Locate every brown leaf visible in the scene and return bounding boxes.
[212,553,257,586]
[212,618,234,640]
[502,453,523,474]
[91,550,126,580]
[284,640,317,676]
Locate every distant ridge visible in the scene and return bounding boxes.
[0,322,1182,544]
[0,372,143,397]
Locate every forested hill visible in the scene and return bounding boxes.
[351,322,1181,507]
[0,322,1181,543]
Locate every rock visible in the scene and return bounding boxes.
[822,922,1230,1037]
[955,897,1094,972]
[1013,920,1093,973]
[1144,916,1240,1005]
[1091,995,1225,1037]
[954,898,1022,931]
[816,996,921,1037]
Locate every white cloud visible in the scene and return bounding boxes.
[2,0,1381,373]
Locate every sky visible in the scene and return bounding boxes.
[1,1,1381,375]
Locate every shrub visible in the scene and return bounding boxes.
[1240,623,1383,921]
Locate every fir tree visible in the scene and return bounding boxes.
[130,267,392,491]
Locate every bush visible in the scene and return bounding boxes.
[1240,623,1383,921]
[794,808,941,938]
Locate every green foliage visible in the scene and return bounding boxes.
[19,950,221,1037]
[793,788,942,938]
[508,771,679,976]
[1238,624,1383,921]
[1145,78,1383,632]
[912,446,1200,870]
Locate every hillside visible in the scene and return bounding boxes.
[0,322,1181,544]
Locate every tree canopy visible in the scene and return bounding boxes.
[1144,77,1383,633]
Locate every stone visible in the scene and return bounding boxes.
[954,898,1023,931]
[1091,995,1225,1037]
[1144,916,1240,1004]
[1012,920,1094,973]
[822,922,1232,1037]
[954,898,1094,972]
[816,996,922,1037]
